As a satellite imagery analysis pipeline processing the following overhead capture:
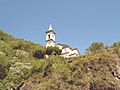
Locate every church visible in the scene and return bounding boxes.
[46,24,80,58]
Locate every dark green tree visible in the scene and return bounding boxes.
[112,42,120,56]
[33,49,46,59]
[86,42,104,54]
[46,46,62,55]
[0,54,10,79]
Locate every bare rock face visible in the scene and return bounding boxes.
[116,58,120,80]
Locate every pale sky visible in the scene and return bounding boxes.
[0,0,120,54]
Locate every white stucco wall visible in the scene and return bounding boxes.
[46,31,56,48]
[46,40,55,47]
[72,49,80,56]
[56,44,80,58]
[46,32,55,41]
[62,48,80,58]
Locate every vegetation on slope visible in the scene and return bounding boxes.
[0,30,120,90]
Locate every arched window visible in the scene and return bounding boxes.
[48,35,50,39]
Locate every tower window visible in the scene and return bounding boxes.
[48,35,50,39]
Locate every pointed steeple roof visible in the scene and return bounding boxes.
[48,24,53,31]
[46,24,56,34]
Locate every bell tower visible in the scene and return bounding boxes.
[46,24,56,48]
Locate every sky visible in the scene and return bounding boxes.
[0,0,120,54]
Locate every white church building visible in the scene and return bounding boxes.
[46,24,80,58]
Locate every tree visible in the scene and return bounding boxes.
[46,46,62,55]
[86,42,104,54]
[33,49,46,59]
[112,42,120,56]
[0,54,10,79]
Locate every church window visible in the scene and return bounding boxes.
[48,35,50,39]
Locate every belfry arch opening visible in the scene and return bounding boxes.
[48,35,50,39]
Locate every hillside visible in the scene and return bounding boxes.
[0,30,120,90]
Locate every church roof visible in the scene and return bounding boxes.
[45,30,56,34]
[49,24,53,31]
[57,43,70,48]
[57,43,73,50]
[57,43,80,55]
[46,39,55,43]
[45,24,56,34]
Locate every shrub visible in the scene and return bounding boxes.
[46,46,61,55]
[0,54,10,79]
[33,49,46,59]
[86,42,104,55]
[112,42,120,56]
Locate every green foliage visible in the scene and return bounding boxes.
[33,46,61,59]
[0,42,14,57]
[112,42,120,56]
[0,30,46,89]
[21,51,120,90]
[46,46,62,55]
[0,54,10,79]
[33,48,46,59]
[0,30,120,90]
[86,42,104,55]
[31,60,43,74]
[12,40,33,53]
[0,30,13,42]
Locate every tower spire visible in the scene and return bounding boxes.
[48,24,53,31]
[46,24,56,47]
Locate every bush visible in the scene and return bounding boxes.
[0,54,10,79]
[33,49,46,59]
[112,42,120,56]
[46,46,61,55]
[86,42,104,55]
